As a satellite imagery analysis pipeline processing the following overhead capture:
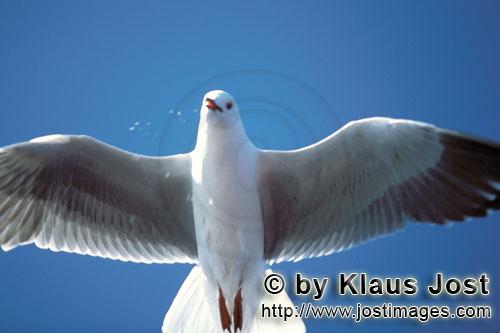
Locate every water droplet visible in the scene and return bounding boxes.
[164,172,171,178]
[177,111,182,116]
[169,110,174,114]
[208,198,213,205]
[134,121,140,126]
[129,126,135,131]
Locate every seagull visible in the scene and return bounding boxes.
[1,90,499,332]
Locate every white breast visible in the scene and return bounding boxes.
[191,119,265,301]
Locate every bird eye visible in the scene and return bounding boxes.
[226,102,233,110]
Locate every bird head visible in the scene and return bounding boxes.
[201,90,240,125]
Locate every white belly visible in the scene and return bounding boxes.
[192,141,265,301]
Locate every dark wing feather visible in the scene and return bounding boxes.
[258,118,499,263]
[0,135,197,263]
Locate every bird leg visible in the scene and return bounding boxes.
[218,287,232,331]
[233,288,243,332]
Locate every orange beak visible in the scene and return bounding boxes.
[205,98,223,112]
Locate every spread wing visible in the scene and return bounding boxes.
[257,117,500,263]
[0,135,197,264]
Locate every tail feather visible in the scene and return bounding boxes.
[162,266,217,333]
[162,266,305,333]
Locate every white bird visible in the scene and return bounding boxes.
[1,90,499,332]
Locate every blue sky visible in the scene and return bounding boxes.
[0,1,499,332]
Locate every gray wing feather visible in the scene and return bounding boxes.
[258,117,500,263]
[0,134,197,263]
